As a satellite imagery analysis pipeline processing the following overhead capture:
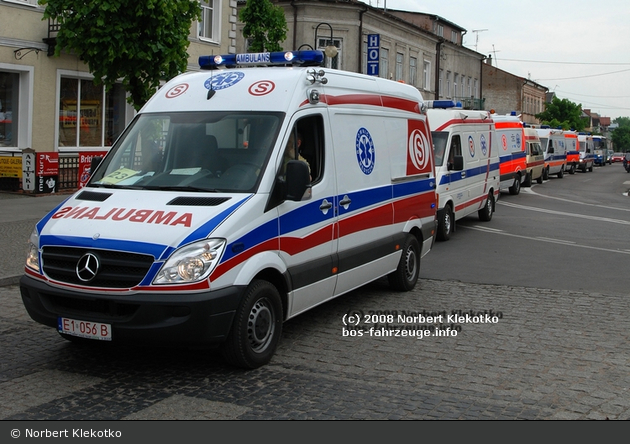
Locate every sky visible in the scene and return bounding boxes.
[359,0,630,121]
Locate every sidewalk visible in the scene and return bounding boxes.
[0,192,70,286]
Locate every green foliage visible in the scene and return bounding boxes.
[535,97,588,132]
[613,116,630,128]
[239,0,288,53]
[40,0,202,110]
[611,126,630,151]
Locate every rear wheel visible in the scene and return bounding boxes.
[388,234,420,292]
[508,175,521,195]
[542,167,549,180]
[221,280,283,369]
[478,192,494,222]
[536,172,543,184]
[523,172,532,187]
[569,164,576,175]
[557,167,564,178]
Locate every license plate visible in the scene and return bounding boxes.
[58,317,112,341]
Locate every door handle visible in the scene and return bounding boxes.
[319,199,333,212]
[339,195,352,209]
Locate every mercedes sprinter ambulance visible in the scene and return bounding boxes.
[19,50,438,369]
[427,101,500,241]
[533,125,567,180]
[492,112,526,195]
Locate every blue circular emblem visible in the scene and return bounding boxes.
[468,135,475,158]
[480,134,488,156]
[355,128,375,175]
[204,72,244,91]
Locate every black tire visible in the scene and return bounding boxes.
[542,167,549,181]
[536,173,543,184]
[557,168,564,179]
[221,280,283,369]
[523,172,532,187]
[569,164,576,175]
[388,234,420,292]
[478,192,494,222]
[589,164,594,172]
[437,205,453,241]
[508,175,520,195]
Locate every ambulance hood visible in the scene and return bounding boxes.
[37,189,251,260]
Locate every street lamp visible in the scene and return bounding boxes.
[314,23,338,59]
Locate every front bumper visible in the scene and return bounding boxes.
[19,275,245,345]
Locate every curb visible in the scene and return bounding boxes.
[0,275,21,287]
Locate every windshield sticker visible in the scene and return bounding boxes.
[205,72,245,91]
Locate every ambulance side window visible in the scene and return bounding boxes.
[294,115,324,183]
[448,135,462,168]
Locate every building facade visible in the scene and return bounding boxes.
[0,0,235,159]
[481,60,548,124]
[236,1,485,107]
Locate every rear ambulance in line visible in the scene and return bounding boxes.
[427,101,500,241]
[533,125,567,180]
[19,50,438,369]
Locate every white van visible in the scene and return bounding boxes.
[577,133,595,172]
[19,50,437,369]
[533,125,567,179]
[492,112,526,195]
[427,101,500,241]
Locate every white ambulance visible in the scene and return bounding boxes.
[20,50,438,369]
[577,132,595,172]
[533,125,567,179]
[492,112,526,195]
[427,101,500,241]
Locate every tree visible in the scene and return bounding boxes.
[535,97,588,132]
[239,0,288,53]
[41,0,202,111]
[611,117,630,152]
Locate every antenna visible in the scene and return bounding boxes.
[492,44,499,68]
[471,29,488,52]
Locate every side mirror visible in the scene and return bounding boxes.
[451,155,464,171]
[285,160,311,201]
[90,156,103,177]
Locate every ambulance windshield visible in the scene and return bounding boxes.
[88,111,283,193]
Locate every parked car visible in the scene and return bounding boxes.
[612,152,625,162]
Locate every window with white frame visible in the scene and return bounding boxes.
[0,65,34,149]
[423,60,431,91]
[380,48,389,79]
[446,71,451,98]
[453,73,458,98]
[57,76,128,150]
[409,56,417,86]
[318,38,342,70]
[467,77,472,97]
[435,24,444,38]
[395,52,404,82]
[451,30,458,44]
[3,0,39,6]
[199,0,221,42]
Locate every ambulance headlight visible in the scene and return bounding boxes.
[154,239,226,284]
[25,227,40,272]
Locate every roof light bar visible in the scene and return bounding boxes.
[425,100,462,109]
[199,50,324,70]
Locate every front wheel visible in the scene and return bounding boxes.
[569,164,576,175]
[221,280,283,369]
[557,168,564,179]
[388,234,420,292]
[437,205,453,241]
[542,167,549,181]
[478,192,494,222]
[523,172,532,187]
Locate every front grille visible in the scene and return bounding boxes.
[42,247,154,288]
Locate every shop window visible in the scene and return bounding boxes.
[0,72,18,148]
[58,77,127,149]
